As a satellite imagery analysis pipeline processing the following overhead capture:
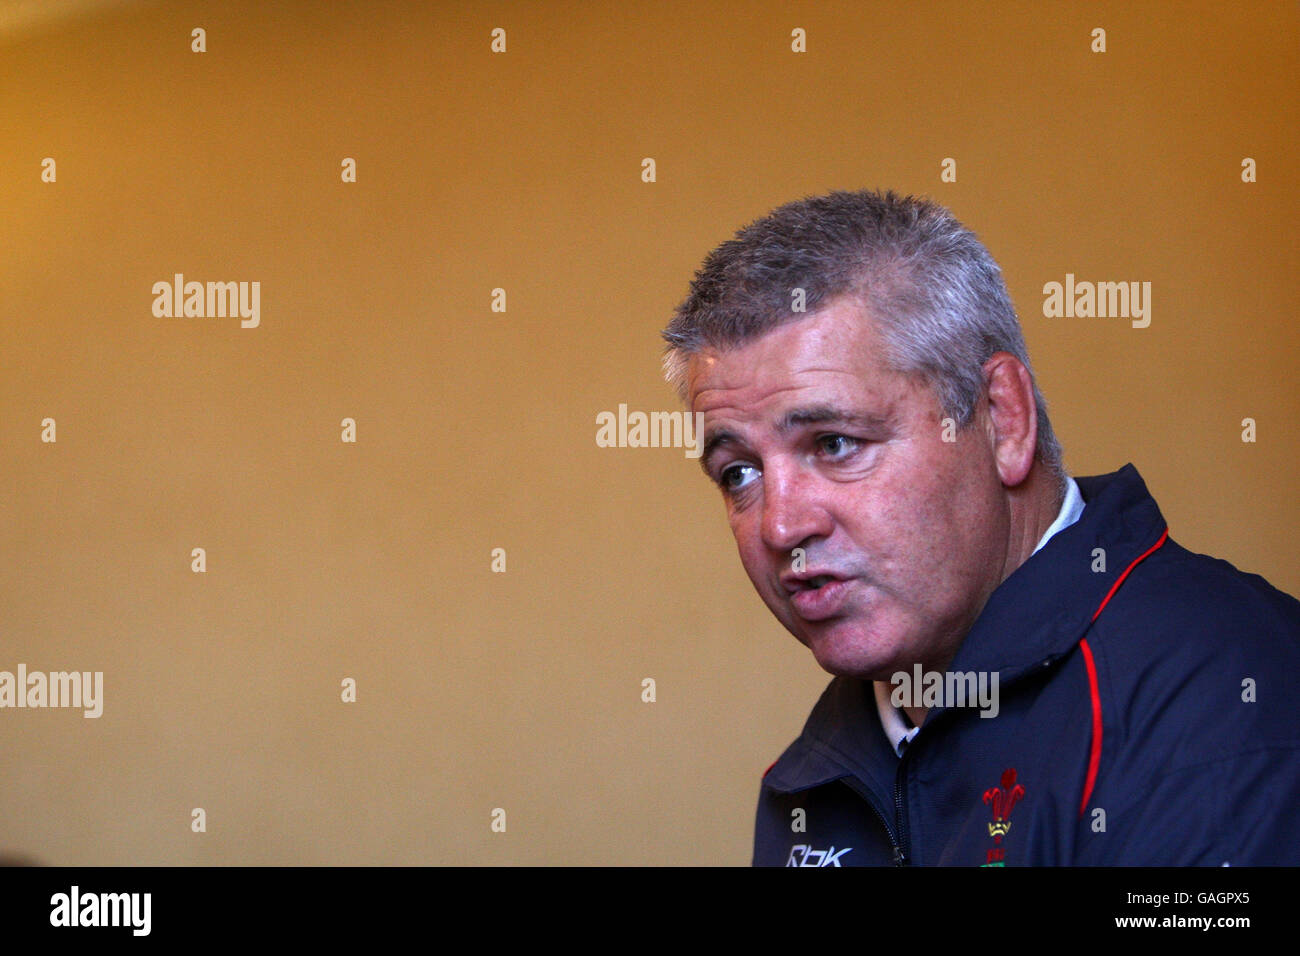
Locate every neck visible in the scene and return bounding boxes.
[1002,462,1066,583]
[904,462,1064,730]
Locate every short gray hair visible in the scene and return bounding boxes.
[661,189,1064,474]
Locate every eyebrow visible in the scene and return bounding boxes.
[699,404,891,476]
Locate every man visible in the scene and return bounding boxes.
[661,189,1300,866]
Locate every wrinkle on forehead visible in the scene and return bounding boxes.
[689,348,872,403]
[689,357,897,416]
[683,300,909,417]
[692,379,819,411]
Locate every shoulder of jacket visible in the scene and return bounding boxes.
[1083,537,1300,774]
[1088,537,1300,659]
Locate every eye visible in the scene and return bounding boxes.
[719,462,760,493]
[817,434,861,459]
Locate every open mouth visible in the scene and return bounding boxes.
[782,572,846,596]
[786,575,852,621]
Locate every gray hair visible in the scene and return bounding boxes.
[661,188,1064,475]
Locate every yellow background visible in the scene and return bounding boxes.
[1,0,1295,864]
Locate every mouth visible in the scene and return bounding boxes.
[785,575,854,621]
[781,571,847,595]
[774,572,857,624]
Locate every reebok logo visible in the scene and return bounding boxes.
[786,844,852,867]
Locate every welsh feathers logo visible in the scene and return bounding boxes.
[981,768,1025,866]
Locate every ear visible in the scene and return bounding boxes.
[982,352,1038,487]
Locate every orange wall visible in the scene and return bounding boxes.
[1,0,1295,864]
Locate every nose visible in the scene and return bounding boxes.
[759,459,833,554]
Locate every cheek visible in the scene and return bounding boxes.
[843,471,928,554]
[854,454,984,582]
[909,452,1005,589]
[731,517,797,617]
[730,516,771,584]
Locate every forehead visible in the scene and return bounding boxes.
[686,297,904,415]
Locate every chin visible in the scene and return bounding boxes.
[804,628,898,682]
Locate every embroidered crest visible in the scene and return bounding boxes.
[981,767,1025,866]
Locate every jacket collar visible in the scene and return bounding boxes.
[946,462,1167,680]
[763,463,1169,794]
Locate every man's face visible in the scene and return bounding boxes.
[687,297,1012,680]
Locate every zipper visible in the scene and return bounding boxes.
[838,774,907,865]
[893,746,913,865]
[804,657,1069,866]
[885,655,1063,865]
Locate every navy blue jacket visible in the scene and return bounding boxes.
[754,465,1300,866]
